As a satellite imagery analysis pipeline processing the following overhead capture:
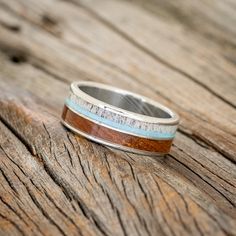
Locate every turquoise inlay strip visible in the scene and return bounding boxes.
[65,99,175,139]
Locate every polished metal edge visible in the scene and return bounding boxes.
[70,81,180,125]
[61,120,168,156]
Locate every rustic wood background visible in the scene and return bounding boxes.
[0,0,236,235]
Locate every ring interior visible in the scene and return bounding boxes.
[79,85,171,119]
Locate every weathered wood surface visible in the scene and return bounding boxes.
[0,0,235,235]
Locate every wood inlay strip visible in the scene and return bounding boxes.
[62,105,173,154]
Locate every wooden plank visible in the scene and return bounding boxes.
[0,0,235,235]
[0,82,236,236]
[0,41,236,165]
[0,52,67,111]
[0,122,103,236]
[70,0,236,107]
[0,4,235,163]
[0,0,236,131]
[0,6,235,165]
[1,50,236,204]
[0,40,236,167]
[0,0,235,198]
[1,0,236,121]
[121,0,236,48]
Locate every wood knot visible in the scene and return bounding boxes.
[41,14,58,27]
[41,14,61,37]
[0,21,21,32]
[9,52,27,64]
[7,24,21,32]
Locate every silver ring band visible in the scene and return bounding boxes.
[61,81,179,155]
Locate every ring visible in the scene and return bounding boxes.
[61,81,179,155]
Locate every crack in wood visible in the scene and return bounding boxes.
[168,153,235,208]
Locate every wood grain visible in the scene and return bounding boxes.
[122,0,236,48]
[62,105,173,154]
[0,0,235,235]
[0,0,236,134]
[75,0,236,107]
[1,83,236,236]
[0,3,235,164]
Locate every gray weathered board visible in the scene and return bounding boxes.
[0,0,236,235]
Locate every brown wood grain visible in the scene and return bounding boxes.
[0,5,235,164]
[62,105,173,153]
[1,83,236,236]
[0,0,235,235]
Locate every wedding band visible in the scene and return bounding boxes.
[61,81,179,155]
